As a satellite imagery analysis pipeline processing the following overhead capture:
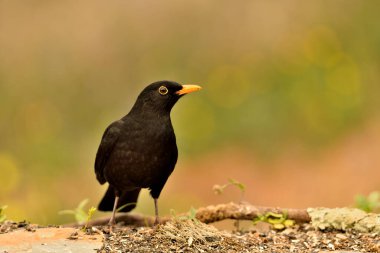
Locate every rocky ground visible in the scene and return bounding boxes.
[0,219,379,253]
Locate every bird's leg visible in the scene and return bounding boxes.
[109,195,119,226]
[154,198,159,225]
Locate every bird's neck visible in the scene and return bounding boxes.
[127,105,172,123]
[128,99,173,120]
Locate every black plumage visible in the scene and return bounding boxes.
[94,81,201,225]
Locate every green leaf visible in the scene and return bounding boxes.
[252,214,265,224]
[77,199,89,211]
[273,223,285,230]
[82,207,97,231]
[355,194,370,212]
[75,210,88,223]
[116,202,137,212]
[284,219,295,227]
[189,207,197,219]
[355,191,380,213]
[59,198,94,222]
[252,211,295,229]
[0,205,8,223]
[228,178,246,192]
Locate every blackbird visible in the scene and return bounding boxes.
[95,81,201,225]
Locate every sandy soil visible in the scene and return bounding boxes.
[1,220,379,253]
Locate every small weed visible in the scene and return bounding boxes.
[355,191,380,213]
[83,207,97,231]
[171,207,199,223]
[187,207,198,222]
[0,205,8,223]
[213,179,246,231]
[213,178,246,203]
[59,199,97,225]
[116,202,137,212]
[253,211,295,230]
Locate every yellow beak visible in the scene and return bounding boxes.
[176,84,202,95]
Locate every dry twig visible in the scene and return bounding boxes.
[65,202,310,227]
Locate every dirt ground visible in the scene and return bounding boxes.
[1,220,379,253]
[99,220,379,253]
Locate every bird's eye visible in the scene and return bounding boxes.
[158,86,168,95]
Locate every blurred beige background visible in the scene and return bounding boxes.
[0,0,379,224]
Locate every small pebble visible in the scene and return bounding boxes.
[336,233,347,240]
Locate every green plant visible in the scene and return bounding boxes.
[59,199,97,224]
[83,206,97,231]
[116,202,137,212]
[186,207,198,223]
[0,205,8,223]
[213,178,246,202]
[253,211,295,230]
[355,191,380,213]
[171,207,199,223]
[213,179,246,231]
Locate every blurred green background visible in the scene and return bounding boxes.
[1,0,379,225]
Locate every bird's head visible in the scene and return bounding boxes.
[130,81,202,115]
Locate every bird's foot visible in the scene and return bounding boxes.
[154,216,160,226]
[108,217,117,232]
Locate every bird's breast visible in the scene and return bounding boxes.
[105,120,178,189]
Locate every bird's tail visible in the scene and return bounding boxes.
[98,185,141,212]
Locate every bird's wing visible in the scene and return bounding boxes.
[95,120,123,184]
